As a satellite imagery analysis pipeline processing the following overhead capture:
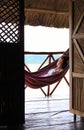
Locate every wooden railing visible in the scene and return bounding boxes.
[24,51,69,96]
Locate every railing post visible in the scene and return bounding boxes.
[47,54,52,96]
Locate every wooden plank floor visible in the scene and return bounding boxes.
[5,93,84,130]
[1,85,84,130]
[24,96,84,130]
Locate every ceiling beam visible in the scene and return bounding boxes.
[25,8,69,15]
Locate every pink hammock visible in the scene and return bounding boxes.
[25,49,69,89]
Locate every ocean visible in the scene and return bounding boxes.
[25,54,61,64]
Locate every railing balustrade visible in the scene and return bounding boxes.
[24,51,69,96]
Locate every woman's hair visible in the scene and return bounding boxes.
[61,55,69,69]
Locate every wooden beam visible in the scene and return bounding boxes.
[72,33,84,39]
[73,39,84,63]
[72,72,84,78]
[24,51,64,55]
[73,12,84,35]
[25,8,69,15]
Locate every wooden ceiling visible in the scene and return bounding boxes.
[24,0,69,28]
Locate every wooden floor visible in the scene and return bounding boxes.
[1,87,84,130]
[4,96,84,129]
[24,96,84,130]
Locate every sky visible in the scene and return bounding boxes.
[24,25,69,52]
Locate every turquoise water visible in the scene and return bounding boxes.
[25,54,61,64]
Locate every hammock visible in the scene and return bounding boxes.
[25,49,69,89]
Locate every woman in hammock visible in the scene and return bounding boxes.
[41,54,69,77]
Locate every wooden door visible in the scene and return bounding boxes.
[0,0,24,125]
[70,0,84,117]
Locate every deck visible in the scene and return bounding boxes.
[24,88,84,130]
[1,84,84,130]
[24,80,84,130]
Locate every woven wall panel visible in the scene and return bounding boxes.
[0,0,20,43]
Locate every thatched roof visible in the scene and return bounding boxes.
[24,0,69,28]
